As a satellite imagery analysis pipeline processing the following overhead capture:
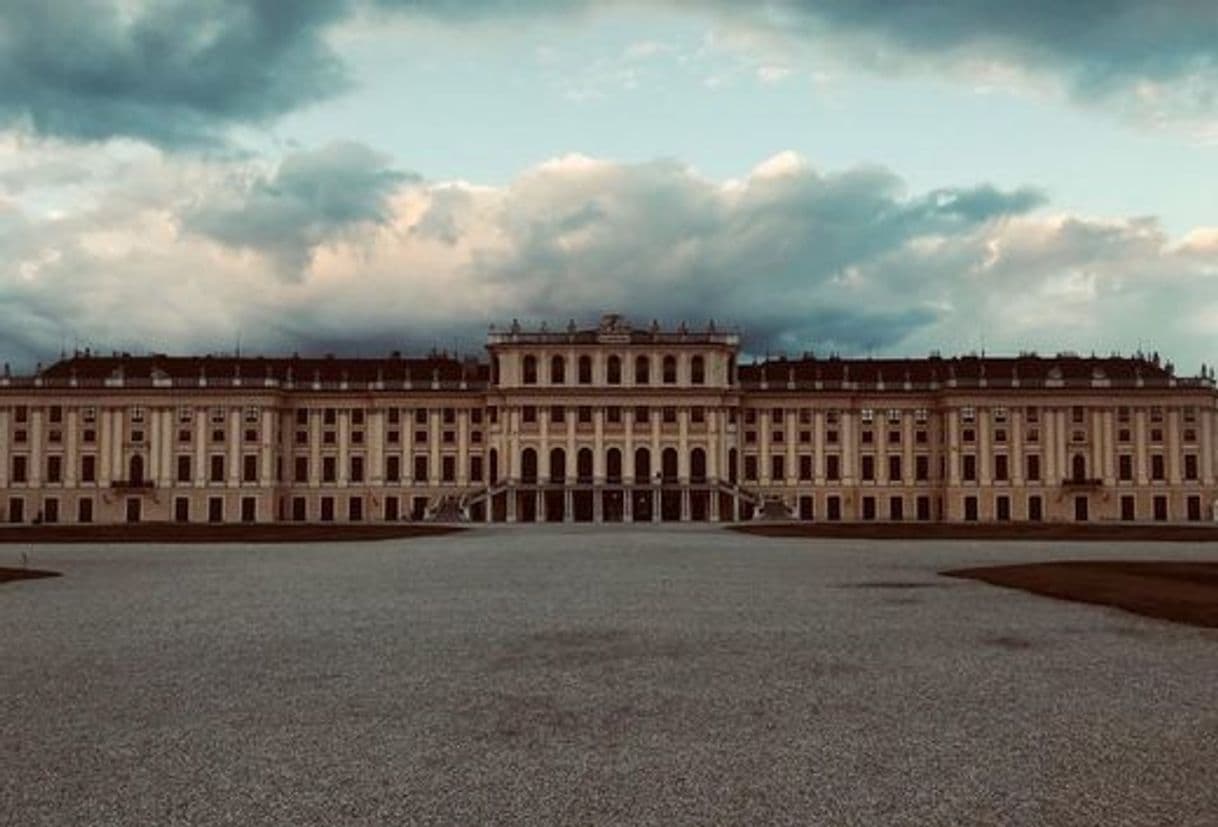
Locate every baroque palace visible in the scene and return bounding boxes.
[0,314,1215,526]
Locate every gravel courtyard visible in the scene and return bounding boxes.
[2,527,1215,826]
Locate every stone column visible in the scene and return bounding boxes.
[337,410,350,487]
[457,409,469,486]
[227,408,241,487]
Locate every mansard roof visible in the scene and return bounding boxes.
[738,353,1187,389]
[36,353,489,385]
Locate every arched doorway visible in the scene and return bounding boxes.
[690,448,706,483]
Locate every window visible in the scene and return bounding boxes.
[607,355,622,385]
[964,496,978,522]
[1151,455,1165,481]
[607,406,621,424]
[350,456,364,483]
[887,409,901,424]
[177,455,192,483]
[523,355,537,384]
[578,355,592,384]
[1118,455,1132,481]
[635,406,649,423]
[1026,454,1041,482]
[888,455,902,482]
[48,405,63,424]
[915,455,929,481]
[1184,454,1198,481]
[1028,495,1043,522]
[826,455,840,481]
[663,355,677,384]
[211,407,227,425]
[414,455,428,481]
[386,455,401,483]
[442,456,456,482]
[131,407,146,424]
[771,455,784,481]
[294,456,309,483]
[663,407,677,424]
[348,496,363,522]
[691,407,705,424]
[993,428,1007,444]
[351,408,365,426]
[996,496,1010,521]
[1117,406,1130,423]
[799,455,813,481]
[522,406,536,424]
[1150,406,1164,423]
[470,456,483,482]
[860,408,874,424]
[994,454,1008,482]
[962,455,977,482]
[744,455,758,481]
[415,409,428,425]
[550,354,565,384]
[862,496,876,521]
[691,355,705,385]
[961,407,976,424]
[81,455,97,483]
[388,408,401,425]
[78,497,94,524]
[46,455,62,484]
[322,456,337,483]
[861,455,875,481]
[14,405,27,423]
[993,407,1008,424]
[83,407,97,424]
[550,405,564,424]
[888,430,901,445]
[635,355,650,385]
[209,455,225,483]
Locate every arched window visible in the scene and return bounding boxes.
[663,354,677,384]
[521,448,538,483]
[606,448,622,483]
[522,355,537,385]
[129,454,144,484]
[690,448,706,483]
[662,447,678,482]
[1072,454,1087,481]
[607,355,622,385]
[728,448,738,484]
[635,355,650,385]
[577,448,594,482]
[489,448,499,484]
[549,448,566,483]
[727,356,736,386]
[635,447,651,481]
[491,355,500,385]
[551,354,565,384]
[578,355,592,384]
[691,355,705,385]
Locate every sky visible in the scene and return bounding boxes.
[1,0,1216,371]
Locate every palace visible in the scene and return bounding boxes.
[1,314,1215,526]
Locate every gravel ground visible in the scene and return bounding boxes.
[1,527,1215,826]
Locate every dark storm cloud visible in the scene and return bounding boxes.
[0,0,351,148]
[184,141,416,275]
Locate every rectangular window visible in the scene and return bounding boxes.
[522,406,536,424]
[1184,454,1198,481]
[915,455,929,481]
[1121,495,1135,521]
[771,455,784,481]
[994,454,1008,482]
[861,455,875,481]
[442,456,456,482]
[1028,495,1043,522]
[744,455,758,482]
[243,454,258,483]
[81,455,97,483]
[386,455,401,483]
[1118,455,1133,481]
[962,455,977,482]
[322,456,337,483]
[996,495,1010,521]
[46,455,62,484]
[12,455,28,483]
[470,456,483,482]
[888,455,901,483]
[1151,455,1165,481]
[799,455,813,481]
[862,496,876,521]
[826,454,840,481]
[177,455,192,483]
[348,496,363,522]
[294,456,309,483]
[964,495,978,521]
[414,455,428,481]
[78,497,94,524]
[209,455,225,482]
[1026,454,1041,482]
[350,456,364,483]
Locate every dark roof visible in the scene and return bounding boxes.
[739,354,1180,387]
[38,354,488,384]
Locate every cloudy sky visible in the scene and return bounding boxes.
[1,1,1216,370]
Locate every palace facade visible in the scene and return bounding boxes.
[1,315,1215,526]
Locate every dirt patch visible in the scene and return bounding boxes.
[0,566,62,584]
[943,561,1218,629]
[735,522,1218,542]
[0,523,464,544]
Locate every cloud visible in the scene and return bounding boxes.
[183,141,416,277]
[0,0,350,148]
[2,1,1215,150]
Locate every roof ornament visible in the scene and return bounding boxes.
[707,318,716,332]
[2,362,8,377]
[678,321,688,335]
[567,318,577,334]
[510,318,521,334]
[650,319,660,334]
